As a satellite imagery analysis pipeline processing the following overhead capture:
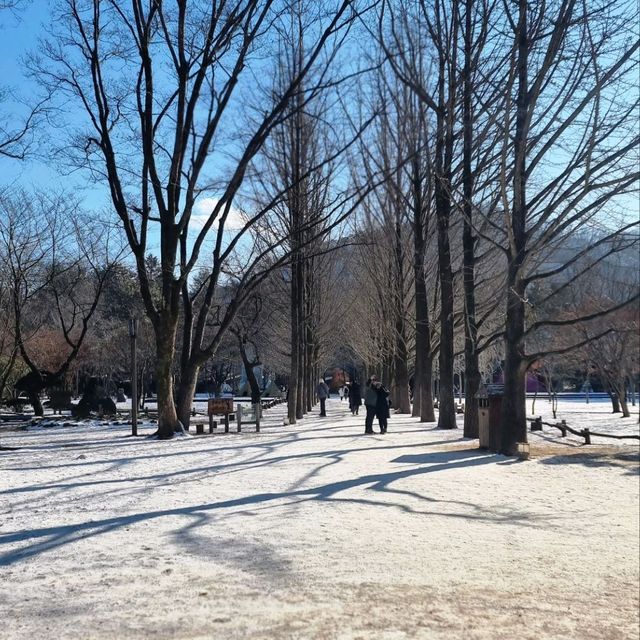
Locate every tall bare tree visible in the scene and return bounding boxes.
[35,0,374,436]
[494,0,639,453]
[380,0,460,428]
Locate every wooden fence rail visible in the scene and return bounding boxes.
[528,417,639,445]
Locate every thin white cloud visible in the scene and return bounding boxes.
[191,197,248,231]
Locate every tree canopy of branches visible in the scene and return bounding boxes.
[35,0,375,436]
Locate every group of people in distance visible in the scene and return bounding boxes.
[315,376,390,435]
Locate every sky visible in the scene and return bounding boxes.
[1,1,637,240]
[0,1,251,261]
[0,2,71,195]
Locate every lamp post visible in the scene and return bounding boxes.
[129,317,138,436]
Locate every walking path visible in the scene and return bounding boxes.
[1,399,638,639]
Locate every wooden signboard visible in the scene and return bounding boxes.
[208,398,234,416]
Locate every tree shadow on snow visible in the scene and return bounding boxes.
[0,446,544,568]
[0,437,477,505]
[538,450,639,475]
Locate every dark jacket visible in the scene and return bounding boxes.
[375,383,390,417]
[349,382,362,407]
[364,384,378,407]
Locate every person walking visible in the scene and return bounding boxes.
[364,377,377,433]
[342,385,349,403]
[316,379,329,417]
[364,376,390,434]
[349,381,362,416]
[338,386,344,401]
[374,379,390,433]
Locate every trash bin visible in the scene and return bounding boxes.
[478,397,490,448]
[476,384,503,451]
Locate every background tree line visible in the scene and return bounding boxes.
[0,0,637,451]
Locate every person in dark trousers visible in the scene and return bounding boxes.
[364,376,390,433]
[316,379,329,417]
[349,381,362,415]
[374,380,390,433]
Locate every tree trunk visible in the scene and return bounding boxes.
[500,0,529,455]
[606,387,621,413]
[414,284,435,422]
[463,367,480,438]
[610,381,629,417]
[305,323,314,413]
[393,350,411,413]
[410,144,436,422]
[436,272,456,430]
[619,395,630,418]
[500,280,528,454]
[295,264,305,420]
[155,318,180,438]
[392,203,411,414]
[235,335,262,405]
[461,0,480,439]
[241,355,261,404]
[175,279,197,429]
[434,186,456,429]
[288,254,300,424]
[434,25,457,430]
[0,349,18,402]
[176,364,199,430]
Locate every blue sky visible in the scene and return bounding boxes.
[0,1,112,210]
[2,1,637,232]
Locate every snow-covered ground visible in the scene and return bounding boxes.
[1,398,638,639]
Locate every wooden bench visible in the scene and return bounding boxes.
[236,403,261,432]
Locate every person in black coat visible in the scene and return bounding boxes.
[348,381,362,416]
[373,380,390,433]
[363,376,390,433]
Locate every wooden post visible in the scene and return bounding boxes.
[560,419,567,437]
[531,417,542,432]
[237,404,242,433]
[196,423,204,435]
[224,413,229,432]
[582,428,591,445]
[129,317,138,437]
[255,403,260,433]
[209,413,214,432]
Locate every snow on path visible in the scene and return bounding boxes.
[1,399,638,639]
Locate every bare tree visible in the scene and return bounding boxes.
[34,0,375,436]
[230,291,271,404]
[489,0,640,453]
[0,190,120,414]
[380,0,460,428]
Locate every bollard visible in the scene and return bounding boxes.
[196,423,204,435]
[531,417,543,432]
[237,405,242,433]
[253,403,261,432]
[560,419,567,437]
[582,428,591,445]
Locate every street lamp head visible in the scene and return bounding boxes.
[128,317,138,337]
